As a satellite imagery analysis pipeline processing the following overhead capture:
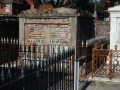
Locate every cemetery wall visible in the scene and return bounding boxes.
[95,21,110,39]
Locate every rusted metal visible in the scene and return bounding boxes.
[92,48,95,78]
[92,49,110,77]
[109,49,112,79]
[92,45,120,79]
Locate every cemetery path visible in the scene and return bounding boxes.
[82,81,120,90]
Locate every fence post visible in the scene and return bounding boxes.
[109,49,112,79]
[92,48,94,78]
[74,46,79,90]
[85,41,88,76]
[1,69,4,85]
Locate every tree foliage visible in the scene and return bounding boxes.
[96,0,104,12]
[45,0,95,14]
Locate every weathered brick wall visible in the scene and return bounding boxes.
[95,21,110,39]
[25,18,71,45]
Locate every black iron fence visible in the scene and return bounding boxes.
[0,37,94,90]
[0,38,75,90]
[76,41,92,77]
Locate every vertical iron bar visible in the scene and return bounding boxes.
[62,50,64,90]
[25,45,26,68]
[58,60,60,90]
[48,58,51,90]
[55,49,57,90]
[43,45,45,90]
[38,45,41,90]
[85,44,88,76]
[92,48,94,78]
[47,57,49,90]
[45,45,48,88]
[63,49,65,90]
[57,45,60,90]
[73,46,75,90]
[11,38,14,68]
[3,38,5,69]
[60,49,62,90]
[109,50,113,79]
[65,51,67,90]
[52,57,54,90]
[69,56,71,89]
[68,50,70,90]
[68,49,70,90]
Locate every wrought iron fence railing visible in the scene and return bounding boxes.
[92,45,120,79]
[0,37,94,90]
[0,41,75,90]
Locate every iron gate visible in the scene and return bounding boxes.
[92,45,120,79]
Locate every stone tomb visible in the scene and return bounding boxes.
[108,5,120,49]
[18,7,77,46]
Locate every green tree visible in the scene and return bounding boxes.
[97,0,104,12]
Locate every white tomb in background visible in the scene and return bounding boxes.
[108,6,120,74]
[108,5,120,49]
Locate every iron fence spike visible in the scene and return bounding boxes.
[1,37,3,43]
[82,40,84,47]
[8,67,11,74]
[30,61,33,69]
[53,46,55,53]
[8,68,11,79]
[32,62,35,70]
[1,69,4,77]
[26,61,28,68]
[7,37,9,43]
[4,37,6,43]
[1,69,4,81]
[62,46,65,52]
[86,41,88,47]
[16,38,18,44]
[58,45,60,53]
[38,60,40,68]
[10,38,12,43]
[22,64,25,69]
[35,58,37,66]
[13,38,15,44]
[21,64,25,77]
